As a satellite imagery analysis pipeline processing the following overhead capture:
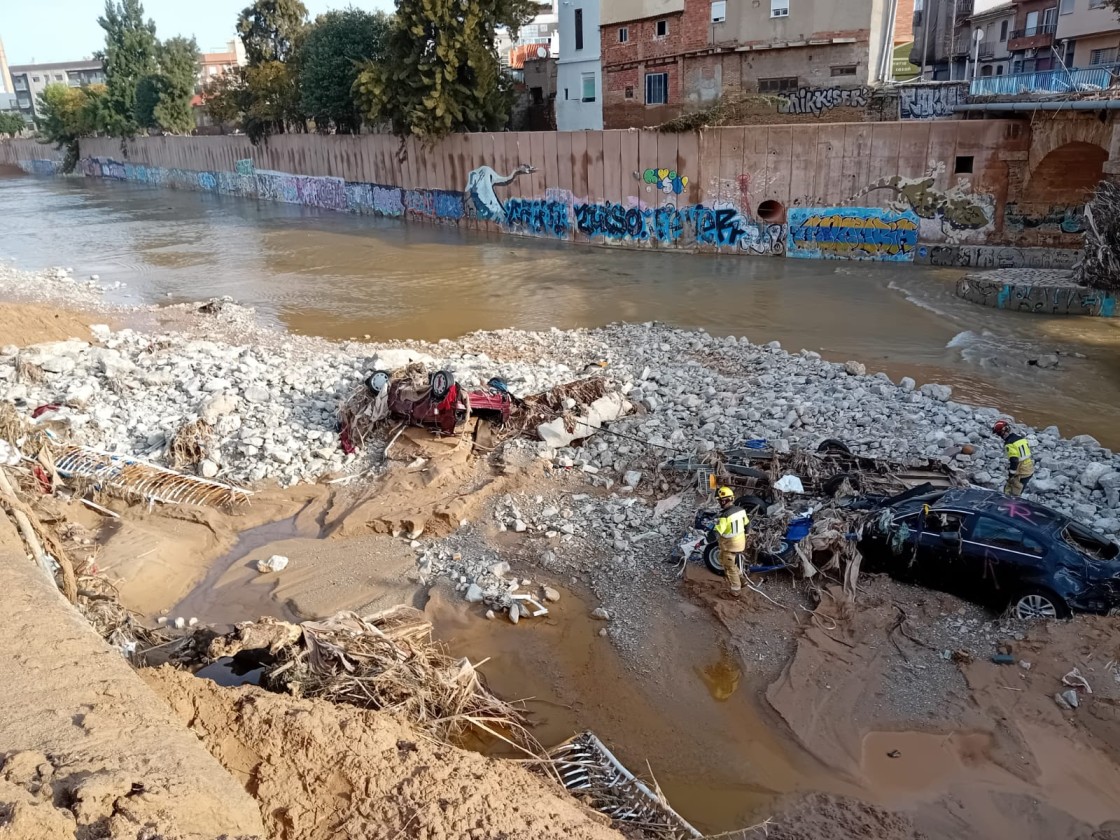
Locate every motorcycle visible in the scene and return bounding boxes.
[677,507,815,578]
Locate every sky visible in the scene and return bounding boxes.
[4,0,395,66]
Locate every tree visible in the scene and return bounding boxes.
[201,70,247,132]
[98,0,159,135]
[353,0,537,142]
[154,36,200,133]
[243,61,306,143]
[35,83,110,171]
[237,0,308,66]
[298,9,389,134]
[0,113,26,137]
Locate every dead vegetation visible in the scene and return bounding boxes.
[657,92,786,132]
[167,418,213,468]
[1075,179,1120,292]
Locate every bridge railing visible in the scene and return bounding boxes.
[970,66,1119,96]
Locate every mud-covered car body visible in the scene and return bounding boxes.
[862,488,1120,617]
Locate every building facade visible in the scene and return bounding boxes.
[1006,0,1063,72]
[498,0,560,71]
[971,2,1016,78]
[1056,0,1120,68]
[557,0,604,130]
[911,0,977,79]
[601,0,898,129]
[8,60,105,122]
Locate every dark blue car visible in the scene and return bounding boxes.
[862,488,1120,619]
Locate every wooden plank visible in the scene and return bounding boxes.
[502,133,523,199]
[585,131,605,203]
[529,132,547,198]
[570,131,589,199]
[676,131,700,206]
[543,131,560,198]
[556,132,574,194]
[656,132,679,201]
[637,130,661,206]
[619,130,640,202]
[601,130,623,203]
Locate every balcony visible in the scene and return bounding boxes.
[978,43,995,59]
[970,65,1117,96]
[1007,23,1057,52]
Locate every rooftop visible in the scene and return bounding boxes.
[9,59,103,74]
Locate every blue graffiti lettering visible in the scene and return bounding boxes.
[505,198,570,237]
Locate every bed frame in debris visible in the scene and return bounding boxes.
[548,731,702,839]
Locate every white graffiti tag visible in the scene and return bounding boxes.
[779,86,869,117]
[465,164,536,224]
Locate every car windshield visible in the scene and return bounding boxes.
[1062,522,1120,562]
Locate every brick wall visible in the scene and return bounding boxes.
[894,0,915,43]
[601,2,708,128]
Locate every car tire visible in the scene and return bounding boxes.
[817,438,852,456]
[759,540,798,567]
[703,542,748,578]
[365,370,392,396]
[429,370,455,401]
[735,494,768,517]
[1010,588,1071,621]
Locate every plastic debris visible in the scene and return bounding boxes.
[774,474,806,494]
[257,555,290,574]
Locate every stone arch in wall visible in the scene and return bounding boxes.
[1020,141,1107,209]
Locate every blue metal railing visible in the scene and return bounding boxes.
[971,66,1118,96]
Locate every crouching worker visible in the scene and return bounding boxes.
[993,420,1035,497]
[711,486,749,598]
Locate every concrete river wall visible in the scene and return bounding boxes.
[0,122,1084,268]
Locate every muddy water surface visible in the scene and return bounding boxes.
[3,173,1120,446]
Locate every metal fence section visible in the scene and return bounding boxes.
[971,66,1118,96]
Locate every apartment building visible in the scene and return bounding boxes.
[600,0,900,128]
[557,0,604,129]
[972,2,1017,77]
[8,59,105,122]
[1056,0,1120,68]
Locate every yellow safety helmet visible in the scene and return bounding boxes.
[716,486,735,501]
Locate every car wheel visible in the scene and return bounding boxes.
[735,494,768,517]
[365,370,392,396]
[429,369,455,400]
[703,542,725,576]
[1011,588,1071,620]
[817,438,852,456]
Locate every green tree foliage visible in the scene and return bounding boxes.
[243,62,306,143]
[201,70,247,132]
[353,0,537,142]
[35,83,110,171]
[98,0,159,135]
[298,9,389,134]
[237,0,308,65]
[0,113,26,137]
[155,36,200,133]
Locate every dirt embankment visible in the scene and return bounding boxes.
[0,522,265,840]
[145,667,623,840]
[0,301,104,348]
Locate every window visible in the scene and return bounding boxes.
[970,518,1045,556]
[530,86,544,105]
[997,64,1005,74]
[581,71,596,102]
[1042,6,1058,28]
[1090,47,1118,65]
[17,95,31,108]
[831,65,857,76]
[1025,10,1039,31]
[1091,0,1107,8]
[625,85,635,99]
[619,26,629,43]
[711,0,727,22]
[981,65,993,76]
[758,76,798,93]
[1000,20,1008,41]
[574,8,584,50]
[31,76,40,83]
[771,0,790,18]
[1060,0,1074,12]
[645,72,668,104]
[54,73,63,81]
[955,155,974,174]
[655,19,668,38]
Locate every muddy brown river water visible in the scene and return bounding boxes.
[3,172,1120,447]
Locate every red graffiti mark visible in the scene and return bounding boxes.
[998,502,1034,522]
[737,174,753,211]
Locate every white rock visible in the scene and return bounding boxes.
[465,583,485,603]
[1070,434,1101,447]
[173,617,186,630]
[591,607,611,621]
[920,383,953,402]
[899,376,916,392]
[1079,462,1111,490]
[543,586,561,602]
[243,385,270,403]
[623,470,642,489]
[491,561,510,578]
[373,348,436,370]
[89,324,111,340]
[200,393,239,424]
[513,519,527,533]
[508,604,520,624]
[485,609,495,620]
[256,554,289,573]
[844,361,867,376]
[199,459,219,479]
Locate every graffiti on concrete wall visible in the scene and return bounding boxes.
[787,208,919,261]
[235,159,254,177]
[915,244,1082,270]
[17,159,61,176]
[505,198,570,237]
[571,200,784,254]
[850,174,992,235]
[779,86,869,117]
[404,188,464,220]
[643,168,688,195]
[465,164,536,224]
[957,272,1116,317]
[1005,203,1085,234]
[899,85,964,120]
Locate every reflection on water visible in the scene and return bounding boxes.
[699,647,744,701]
[3,173,1120,446]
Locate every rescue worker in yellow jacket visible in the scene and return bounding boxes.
[993,420,1035,497]
[712,486,750,596]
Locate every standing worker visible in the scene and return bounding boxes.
[712,487,749,597]
[993,420,1035,497]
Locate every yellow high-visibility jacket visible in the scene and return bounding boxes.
[1004,435,1035,476]
[714,505,749,548]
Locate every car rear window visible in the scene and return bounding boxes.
[971,517,1045,556]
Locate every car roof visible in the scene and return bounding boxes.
[931,488,1067,531]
